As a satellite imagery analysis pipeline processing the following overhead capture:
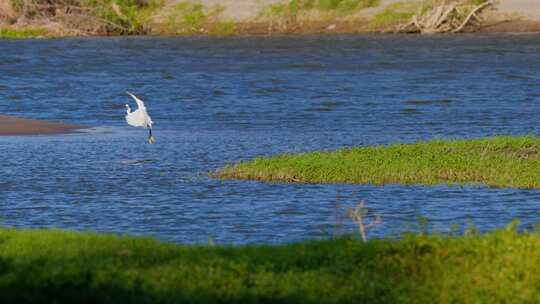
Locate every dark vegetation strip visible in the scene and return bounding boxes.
[216,136,540,189]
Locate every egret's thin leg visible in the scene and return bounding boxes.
[147,128,156,144]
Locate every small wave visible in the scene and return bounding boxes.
[256,87,284,94]
[76,126,116,134]
[403,99,453,105]
[212,89,225,96]
[401,108,423,115]
[162,73,175,80]
[502,74,534,81]
[305,107,333,112]
[285,63,324,70]
[320,100,345,108]
[120,159,156,165]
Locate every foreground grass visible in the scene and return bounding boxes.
[1,223,540,303]
[217,136,540,189]
[0,27,48,39]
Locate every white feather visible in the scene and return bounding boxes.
[125,92,153,128]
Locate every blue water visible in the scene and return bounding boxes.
[1,34,540,244]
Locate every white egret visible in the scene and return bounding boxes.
[125,91,156,144]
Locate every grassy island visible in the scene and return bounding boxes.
[1,223,540,303]
[216,136,540,189]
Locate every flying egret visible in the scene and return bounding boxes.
[125,91,156,144]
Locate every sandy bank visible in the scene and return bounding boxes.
[481,20,540,33]
[0,115,85,136]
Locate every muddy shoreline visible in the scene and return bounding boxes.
[0,115,85,136]
[479,20,540,33]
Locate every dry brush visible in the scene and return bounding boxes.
[397,0,494,33]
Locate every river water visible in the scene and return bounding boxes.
[1,34,540,244]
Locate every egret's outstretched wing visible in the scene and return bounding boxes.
[126,91,147,111]
[126,91,153,128]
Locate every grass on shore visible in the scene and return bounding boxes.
[74,0,165,34]
[9,0,164,35]
[162,2,236,36]
[272,0,381,15]
[5,0,377,37]
[216,136,540,189]
[370,1,419,29]
[259,0,380,32]
[1,222,540,303]
[0,27,48,39]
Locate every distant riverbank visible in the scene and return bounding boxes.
[1,0,540,38]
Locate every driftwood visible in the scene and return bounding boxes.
[452,0,493,32]
[398,0,493,34]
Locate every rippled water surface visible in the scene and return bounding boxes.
[1,34,540,244]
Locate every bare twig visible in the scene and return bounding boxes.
[347,201,382,242]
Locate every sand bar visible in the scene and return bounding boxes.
[0,114,85,136]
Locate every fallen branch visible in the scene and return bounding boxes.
[452,0,493,33]
[398,0,494,34]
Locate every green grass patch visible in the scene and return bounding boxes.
[164,2,235,36]
[262,0,380,20]
[85,0,164,34]
[1,222,540,303]
[216,136,540,189]
[307,0,381,12]
[209,21,237,36]
[9,0,164,34]
[0,27,48,39]
[370,1,420,29]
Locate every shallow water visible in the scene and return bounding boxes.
[1,34,540,244]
